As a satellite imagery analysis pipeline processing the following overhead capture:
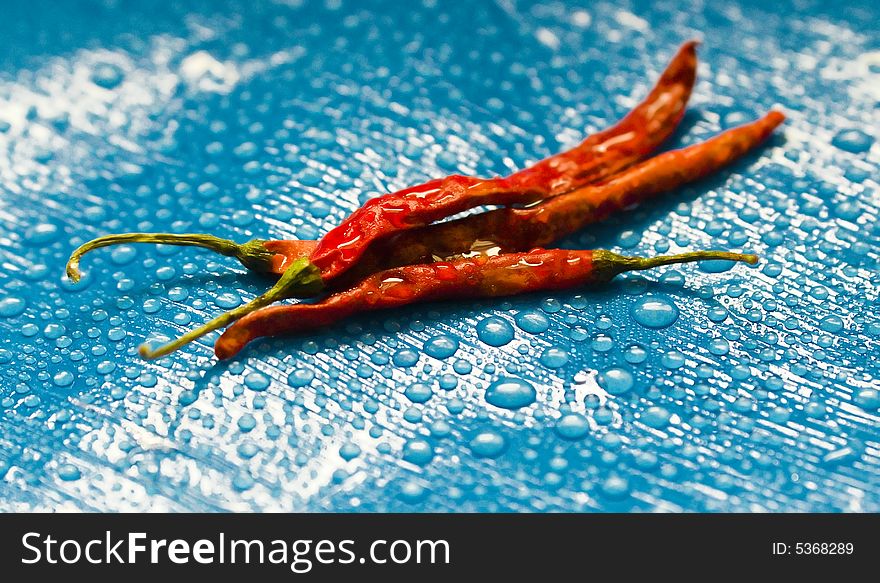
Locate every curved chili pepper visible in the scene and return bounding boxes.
[210,249,757,360]
[63,42,783,363]
[137,258,323,359]
[271,110,784,285]
[308,40,699,281]
[110,111,784,360]
[64,40,698,284]
[353,110,786,270]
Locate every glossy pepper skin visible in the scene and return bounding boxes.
[262,110,785,284]
[62,41,783,363]
[64,40,698,282]
[305,41,699,281]
[387,110,787,260]
[214,248,757,359]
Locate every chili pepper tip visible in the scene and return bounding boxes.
[64,233,281,282]
[137,258,324,360]
[592,249,759,279]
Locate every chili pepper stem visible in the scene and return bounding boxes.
[65,233,278,282]
[138,258,324,360]
[593,249,758,280]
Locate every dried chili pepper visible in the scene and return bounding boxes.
[258,109,785,285]
[209,249,757,360]
[80,111,784,360]
[65,40,698,283]
[354,110,786,270]
[308,40,699,281]
[138,258,323,359]
[61,41,784,362]
[65,234,281,284]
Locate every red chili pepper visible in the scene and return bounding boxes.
[65,40,698,284]
[308,40,699,281]
[268,110,784,284]
[61,42,784,362]
[211,249,757,360]
[419,110,787,256]
[103,111,784,360]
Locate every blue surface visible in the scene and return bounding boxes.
[0,0,878,512]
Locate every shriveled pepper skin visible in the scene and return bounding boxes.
[215,249,601,359]
[67,38,696,283]
[259,110,783,281]
[495,110,787,249]
[348,111,784,272]
[270,110,780,285]
[306,41,699,282]
[214,246,757,359]
[263,239,320,273]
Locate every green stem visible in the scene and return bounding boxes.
[593,249,758,280]
[138,258,324,359]
[65,233,278,282]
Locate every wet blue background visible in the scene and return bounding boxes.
[0,0,878,512]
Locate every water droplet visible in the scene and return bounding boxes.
[768,406,790,423]
[438,373,458,390]
[287,368,315,387]
[0,297,26,317]
[485,377,537,409]
[237,414,257,432]
[392,348,419,367]
[819,315,844,333]
[403,406,423,423]
[600,475,630,498]
[555,414,590,440]
[804,401,827,419]
[398,480,429,503]
[617,230,641,248]
[469,431,507,458]
[598,368,634,395]
[854,388,880,410]
[591,334,614,352]
[540,347,569,368]
[57,464,81,481]
[110,245,137,265]
[707,306,729,322]
[630,295,679,328]
[244,372,270,391]
[698,259,738,273]
[832,129,873,154]
[594,407,614,425]
[402,439,434,465]
[53,371,75,387]
[515,310,550,334]
[179,390,197,406]
[624,344,647,364]
[23,223,59,245]
[155,266,177,281]
[339,442,362,461]
[641,406,671,428]
[232,473,255,492]
[423,334,459,359]
[708,338,729,355]
[476,316,515,346]
[661,350,686,369]
[91,62,125,89]
[168,286,189,301]
[215,292,242,309]
[404,382,433,403]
